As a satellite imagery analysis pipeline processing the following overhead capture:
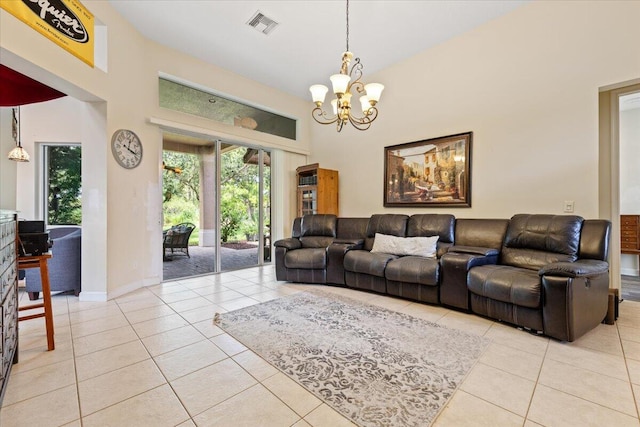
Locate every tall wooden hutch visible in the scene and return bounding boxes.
[296,164,339,217]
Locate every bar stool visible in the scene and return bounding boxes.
[17,254,55,351]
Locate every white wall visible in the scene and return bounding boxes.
[1,1,312,299]
[309,1,640,220]
[14,97,108,298]
[17,97,85,220]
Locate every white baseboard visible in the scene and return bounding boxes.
[621,267,639,277]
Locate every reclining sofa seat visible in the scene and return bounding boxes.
[467,214,611,341]
[274,215,370,284]
[343,214,409,293]
[274,215,336,283]
[384,214,455,304]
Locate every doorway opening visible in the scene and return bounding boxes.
[619,90,640,302]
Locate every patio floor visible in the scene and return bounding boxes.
[163,245,268,281]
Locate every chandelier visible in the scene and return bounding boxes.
[309,0,384,132]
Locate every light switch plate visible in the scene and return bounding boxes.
[564,200,575,213]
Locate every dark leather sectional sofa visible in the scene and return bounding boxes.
[274,213,612,342]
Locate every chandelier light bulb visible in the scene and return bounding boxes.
[360,95,371,114]
[330,74,351,95]
[364,83,384,104]
[310,84,329,106]
[331,99,338,115]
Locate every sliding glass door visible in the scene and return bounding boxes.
[162,138,272,280]
[219,144,271,270]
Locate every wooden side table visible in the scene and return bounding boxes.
[17,253,55,351]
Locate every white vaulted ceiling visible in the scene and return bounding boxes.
[109,0,528,100]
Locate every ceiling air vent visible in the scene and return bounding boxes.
[247,11,278,35]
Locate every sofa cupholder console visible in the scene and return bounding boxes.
[275,213,612,342]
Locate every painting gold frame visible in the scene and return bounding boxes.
[384,132,472,207]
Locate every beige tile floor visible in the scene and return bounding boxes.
[2,265,640,427]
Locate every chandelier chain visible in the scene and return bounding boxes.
[346,0,349,52]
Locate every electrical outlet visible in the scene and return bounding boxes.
[564,200,574,213]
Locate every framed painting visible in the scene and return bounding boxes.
[384,132,472,207]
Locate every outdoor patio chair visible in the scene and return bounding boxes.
[163,222,195,260]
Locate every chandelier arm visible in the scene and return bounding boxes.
[350,80,366,95]
[349,58,363,82]
[347,105,379,123]
[348,114,372,131]
[365,106,379,122]
[311,107,340,125]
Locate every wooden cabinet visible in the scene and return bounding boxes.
[296,164,339,217]
[0,210,18,405]
[621,215,640,254]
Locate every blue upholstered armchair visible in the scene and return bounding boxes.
[25,227,81,300]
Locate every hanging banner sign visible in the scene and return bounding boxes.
[1,0,94,67]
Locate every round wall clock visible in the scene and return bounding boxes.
[111,129,143,169]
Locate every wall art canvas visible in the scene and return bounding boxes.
[384,132,472,207]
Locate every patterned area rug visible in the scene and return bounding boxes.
[217,289,489,427]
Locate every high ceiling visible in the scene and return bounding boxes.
[109,0,529,100]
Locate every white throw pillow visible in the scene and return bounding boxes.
[370,233,439,258]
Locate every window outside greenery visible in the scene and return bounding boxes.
[45,145,82,225]
[162,146,270,245]
[220,147,270,243]
[163,151,200,245]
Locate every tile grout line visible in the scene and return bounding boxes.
[618,317,640,421]
[521,330,551,425]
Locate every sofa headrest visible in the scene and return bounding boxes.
[366,214,409,238]
[407,214,455,243]
[301,214,337,238]
[336,217,369,240]
[501,214,584,269]
[454,218,509,249]
[505,214,583,255]
[365,214,408,251]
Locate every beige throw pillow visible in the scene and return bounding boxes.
[370,233,439,258]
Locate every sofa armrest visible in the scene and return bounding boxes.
[274,238,301,281]
[539,259,609,278]
[333,238,364,246]
[447,245,499,257]
[326,241,364,285]
[542,268,609,341]
[273,238,301,250]
[440,250,499,310]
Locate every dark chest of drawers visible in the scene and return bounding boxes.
[621,215,640,254]
[0,210,18,405]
